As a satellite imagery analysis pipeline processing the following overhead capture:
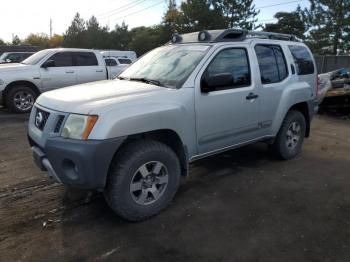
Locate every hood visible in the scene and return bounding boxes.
[36,79,172,114]
[0,63,34,73]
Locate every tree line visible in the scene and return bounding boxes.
[1,0,349,56]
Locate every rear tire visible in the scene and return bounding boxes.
[271,110,306,160]
[5,85,37,113]
[104,140,181,221]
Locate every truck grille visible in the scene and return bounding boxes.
[34,108,50,131]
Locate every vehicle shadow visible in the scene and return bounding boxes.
[56,142,276,259]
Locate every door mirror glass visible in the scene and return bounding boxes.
[201,73,234,93]
[42,59,55,68]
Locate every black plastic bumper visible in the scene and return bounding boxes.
[30,136,126,190]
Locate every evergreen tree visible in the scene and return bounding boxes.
[178,0,227,32]
[216,0,260,30]
[12,35,21,45]
[264,8,306,39]
[109,22,132,50]
[304,0,350,54]
[63,13,86,47]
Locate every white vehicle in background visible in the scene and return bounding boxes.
[100,50,137,62]
[0,52,35,64]
[0,48,133,113]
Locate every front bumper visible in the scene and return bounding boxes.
[29,136,126,190]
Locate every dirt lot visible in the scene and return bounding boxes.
[1,108,350,262]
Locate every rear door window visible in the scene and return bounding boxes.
[255,45,288,84]
[75,52,98,66]
[288,45,315,75]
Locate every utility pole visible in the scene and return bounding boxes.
[50,18,53,38]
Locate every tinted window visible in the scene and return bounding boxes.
[48,52,73,67]
[255,45,288,84]
[105,58,117,66]
[6,53,22,62]
[205,48,250,90]
[288,45,314,75]
[75,52,98,66]
[118,58,132,64]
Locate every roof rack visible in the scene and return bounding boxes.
[170,29,299,44]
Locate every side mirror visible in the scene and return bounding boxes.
[41,59,55,68]
[201,73,234,93]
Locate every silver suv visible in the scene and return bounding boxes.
[28,29,318,221]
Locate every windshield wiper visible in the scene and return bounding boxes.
[117,76,166,87]
[129,77,163,87]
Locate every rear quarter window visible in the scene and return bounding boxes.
[288,45,315,75]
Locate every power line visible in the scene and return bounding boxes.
[108,0,164,23]
[97,0,145,18]
[256,0,303,10]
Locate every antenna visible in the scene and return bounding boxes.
[49,18,53,38]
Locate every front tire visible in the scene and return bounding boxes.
[271,110,306,160]
[104,140,181,221]
[5,85,37,113]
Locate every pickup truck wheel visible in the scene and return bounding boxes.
[271,110,306,160]
[104,140,181,221]
[6,86,37,113]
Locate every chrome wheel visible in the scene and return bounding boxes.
[130,161,169,205]
[13,91,34,111]
[285,121,301,149]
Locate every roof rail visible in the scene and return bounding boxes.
[246,31,298,42]
[170,29,299,44]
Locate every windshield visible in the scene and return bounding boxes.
[0,53,8,60]
[119,44,210,88]
[21,50,52,65]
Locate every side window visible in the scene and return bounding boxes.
[118,58,132,64]
[75,52,98,66]
[288,45,315,75]
[255,45,288,84]
[48,52,74,67]
[203,48,251,91]
[105,58,117,66]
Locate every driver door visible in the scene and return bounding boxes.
[195,46,261,154]
[40,51,77,91]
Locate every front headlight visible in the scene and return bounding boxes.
[61,114,98,140]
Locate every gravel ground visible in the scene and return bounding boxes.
[0,108,350,262]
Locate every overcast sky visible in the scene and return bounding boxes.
[0,0,309,42]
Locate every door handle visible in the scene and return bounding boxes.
[246,92,259,100]
[65,70,74,73]
[96,69,104,72]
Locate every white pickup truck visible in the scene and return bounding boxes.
[0,48,134,113]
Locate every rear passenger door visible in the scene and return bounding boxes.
[74,52,106,84]
[40,51,77,91]
[195,46,261,154]
[254,44,290,134]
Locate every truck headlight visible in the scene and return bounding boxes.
[61,114,98,140]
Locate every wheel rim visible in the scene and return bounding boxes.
[13,91,34,111]
[130,161,169,206]
[285,121,301,150]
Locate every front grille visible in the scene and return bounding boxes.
[54,115,65,133]
[34,108,50,131]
